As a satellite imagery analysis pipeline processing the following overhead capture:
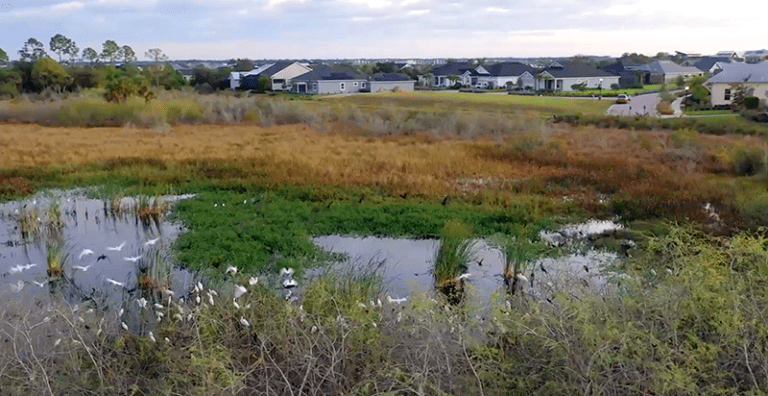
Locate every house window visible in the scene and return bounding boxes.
[724,88,731,101]
[340,82,346,91]
[361,82,366,88]
[313,82,318,91]
[353,82,358,87]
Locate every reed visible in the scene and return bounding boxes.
[46,241,66,278]
[433,220,475,303]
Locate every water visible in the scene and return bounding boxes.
[0,190,196,310]
[314,226,623,301]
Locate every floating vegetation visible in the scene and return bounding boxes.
[433,220,475,304]
[109,192,126,214]
[488,225,548,296]
[17,205,41,240]
[44,200,65,236]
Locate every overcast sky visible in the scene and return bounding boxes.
[1,0,766,61]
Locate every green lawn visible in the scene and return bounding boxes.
[684,109,734,116]
[324,91,612,117]
[550,84,666,97]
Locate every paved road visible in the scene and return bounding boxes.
[606,92,661,117]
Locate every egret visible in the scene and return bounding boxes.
[311,325,318,334]
[249,276,259,286]
[358,302,367,308]
[174,313,183,321]
[144,238,160,247]
[650,268,657,276]
[225,266,238,275]
[197,281,204,292]
[31,280,46,288]
[208,290,218,297]
[154,303,164,310]
[283,279,298,288]
[207,293,214,305]
[455,273,471,281]
[121,322,129,331]
[164,337,171,344]
[516,273,528,283]
[78,249,94,260]
[156,311,165,320]
[279,267,295,277]
[195,295,201,304]
[73,264,92,272]
[239,317,250,327]
[123,255,142,263]
[377,299,382,307]
[234,285,247,299]
[54,338,62,348]
[107,241,127,251]
[10,280,24,293]
[118,308,124,317]
[136,298,148,308]
[10,263,37,274]
[233,300,241,309]
[148,331,156,343]
[162,288,175,297]
[387,296,407,304]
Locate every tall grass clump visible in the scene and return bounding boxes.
[46,241,66,279]
[16,205,40,240]
[137,250,172,294]
[44,200,65,235]
[135,194,166,225]
[488,224,547,295]
[433,220,475,303]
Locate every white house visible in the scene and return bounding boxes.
[744,50,768,64]
[474,62,536,89]
[534,61,619,92]
[429,62,485,87]
[704,62,768,107]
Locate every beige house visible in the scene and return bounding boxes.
[705,62,768,107]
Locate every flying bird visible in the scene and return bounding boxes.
[78,249,94,260]
[144,238,160,246]
[96,255,110,263]
[106,278,126,288]
[248,276,259,286]
[225,266,238,275]
[72,264,92,272]
[387,295,407,304]
[10,280,25,293]
[30,280,46,288]
[123,255,142,263]
[282,279,298,288]
[455,273,471,281]
[279,267,295,277]
[107,241,127,251]
[234,285,247,299]
[9,263,37,274]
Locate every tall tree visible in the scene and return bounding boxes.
[49,34,73,62]
[232,58,254,72]
[100,40,123,64]
[64,40,79,65]
[122,45,136,63]
[31,57,73,93]
[82,47,99,66]
[18,38,47,62]
[145,48,168,64]
[0,47,8,65]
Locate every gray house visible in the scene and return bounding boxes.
[474,62,536,89]
[635,60,704,84]
[290,65,368,94]
[368,73,415,92]
[534,61,619,91]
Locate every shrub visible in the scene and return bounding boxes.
[610,83,620,90]
[656,101,674,115]
[744,96,760,110]
[732,146,766,175]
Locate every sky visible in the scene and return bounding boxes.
[1,0,766,61]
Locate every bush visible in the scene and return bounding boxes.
[732,146,766,175]
[610,83,620,90]
[656,101,674,115]
[745,96,760,110]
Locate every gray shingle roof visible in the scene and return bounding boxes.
[484,62,536,77]
[293,65,366,81]
[257,61,295,77]
[637,60,702,74]
[371,73,413,82]
[694,57,736,72]
[705,62,768,83]
[430,62,476,76]
[537,61,616,78]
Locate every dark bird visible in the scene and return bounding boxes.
[583,265,589,273]
[96,255,110,263]
[359,194,365,204]
[530,272,535,288]
[540,264,548,274]
[399,192,408,199]
[441,195,450,206]
[477,258,483,266]
[325,201,334,209]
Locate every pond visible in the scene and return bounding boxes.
[0,190,196,310]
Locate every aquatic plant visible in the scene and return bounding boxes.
[16,205,40,239]
[46,241,66,278]
[137,250,172,293]
[488,224,548,296]
[433,220,475,303]
[109,192,125,213]
[44,200,65,235]
[136,194,167,225]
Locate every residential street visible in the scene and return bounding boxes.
[605,92,661,117]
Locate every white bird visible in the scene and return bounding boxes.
[9,263,37,274]
[123,255,142,263]
[162,288,175,297]
[282,279,298,288]
[164,337,171,344]
[387,295,407,304]
[148,331,156,343]
[106,278,126,288]
[196,281,204,292]
[121,322,129,331]
[208,290,218,297]
[225,266,238,275]
[650,268,657,276]
[207,293,214,306]
[239,317,250,327]
[144,238,160,246]
[73,264,92,272]
[136,298,148,308]
[154,303,164,310]
[174,313,183,321]
[234,285,247,299]
[358,302,367,308]
[156,311,165,320]
[249,276,259,286]
[516,273,528,283]
[54,338,62,348]
[78,249,94,260]
[377,299,382,307]
[195,295,201,304]
[31,280,46,288]
[233,300,241,309]
[455,273,472,281]
[10,280,24,293]
[118,308,124,317]
[107,241,127,251]
[279,267,295,277]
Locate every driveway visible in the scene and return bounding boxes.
[606,92,661,117]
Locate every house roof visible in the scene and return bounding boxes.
[293,65,366,81]
[371,73,414,82]
[693,57,737,72]
[537,61,616,78]
[257,61,296,77]
[484,62,536,77]
[637,60,702,74]
[705,61,768,84]
[430,62,476,76]
[744,49,768,58]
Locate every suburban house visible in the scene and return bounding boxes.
[473,62,536,89]
[704,62,768,107]
[690,57,741,74]
[744,50,768,64]
[429,62,483,87]
[290,65,368,94]
[534,61,619,91]
[600,61,643,87]
[232,61,312,91]
[635,60,704,84]
[368,73,415,92]
[714,51,740,60]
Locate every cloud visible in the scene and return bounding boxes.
[52,1,85,12]
[339,0,394,9]
[485,7,509,13]
[405,9,429,16]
